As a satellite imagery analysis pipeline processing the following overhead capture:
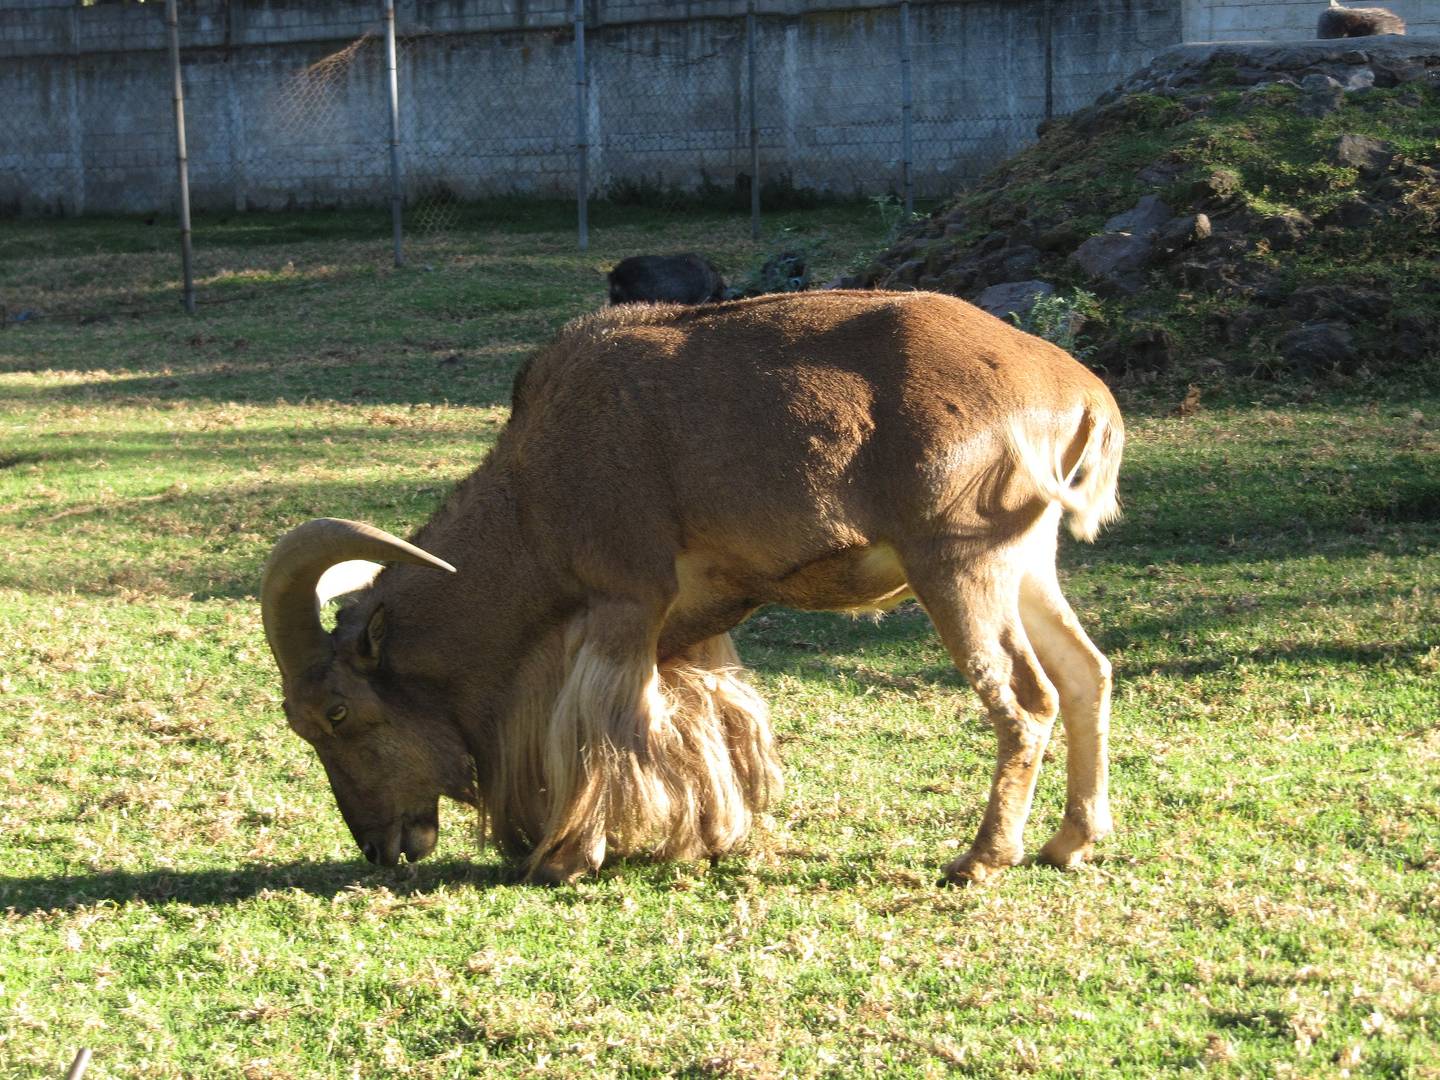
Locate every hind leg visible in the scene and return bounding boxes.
[1020,563,1113,869]
[902,545,1060,884]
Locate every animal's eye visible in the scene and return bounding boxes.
[326,704,348,726]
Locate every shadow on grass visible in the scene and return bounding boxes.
[736,581,1436,691]
[2,423,503,476]
[1130,640,1436,679]
[1,347,530,411]
[0,850,823,915]
[0,857,518,914]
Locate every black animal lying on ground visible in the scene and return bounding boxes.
[607,254,727,305]
[1317,0,1406,37]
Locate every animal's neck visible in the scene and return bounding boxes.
[372,456,566,705]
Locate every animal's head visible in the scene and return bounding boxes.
[261,519,471,865]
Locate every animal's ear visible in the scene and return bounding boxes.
[356,605,387,668]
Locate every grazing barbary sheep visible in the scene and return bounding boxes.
[1317,0,1406,37]
[607,253,727,306]
[262,290,1125,886]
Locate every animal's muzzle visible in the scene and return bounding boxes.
[360,815,439,866]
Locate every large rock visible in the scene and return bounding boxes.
[1103,195,1173,237]
[888,258,926,287]
[973,280,1055,321]
[997,245,1042,283]
[1119,38,1440,98]
[1371,52,1431,87]
[1257,210,1313,251]
[1037,223,1087,253]
[1298,74,1346,117]
[1189,167,1244,207]
[1320,198,1385,229]
[1333,134,1395,176]
[1156,213,1212,257]
[1136,158,1187,187]
[1287,284,1392,324]
[1070,232,1156,294]
[1280,322,1359,374]
[1094,326,1176,375]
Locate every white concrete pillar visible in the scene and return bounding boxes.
[1181,0,1214,43]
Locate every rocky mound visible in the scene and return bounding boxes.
[853,37,1440,384]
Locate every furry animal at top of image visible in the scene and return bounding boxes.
[606,253,727,305]
[1317,0,1407,38]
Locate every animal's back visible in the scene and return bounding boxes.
[515,290,1111,436]
[505,291,1121,562]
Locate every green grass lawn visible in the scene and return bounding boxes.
[1,205,1437,1078]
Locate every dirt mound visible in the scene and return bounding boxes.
[853,38,1440,385]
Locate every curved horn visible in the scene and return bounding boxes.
[261,518,456,681]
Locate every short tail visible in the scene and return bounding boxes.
[1006,403,1125,542]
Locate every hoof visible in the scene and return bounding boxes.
[1035,838,1093,870]
[523,832,605,886]
[1036,818,1110,870]
[939,849,1012,887]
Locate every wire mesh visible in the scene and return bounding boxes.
[251,34,387,207]
[753,9,905,204]
[1050,0,1183,116]
[397,27,579,247]
[0,45,180,324]
[590,19,752,208]
[179,29,397,308]
[908,1,1051,197]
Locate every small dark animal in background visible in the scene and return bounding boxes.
[607,254,726,306]
[1317,0,1406,37]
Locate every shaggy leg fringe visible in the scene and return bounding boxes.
[481,622,781,881]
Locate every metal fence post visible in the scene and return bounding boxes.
[165,0,195,315]
[67,5,85,216]
[574,0,589,251]
[747,1,760,240]
[384,0,404,267]
[1043,0,1055,123]
[899,0,913,216]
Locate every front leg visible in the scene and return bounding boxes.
[525,598,672,883]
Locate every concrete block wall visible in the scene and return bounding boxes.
[0,2,73,61]
[402,30,577,199]
[4,0,1432,216]
[74,50,179,213]
[1053,0,1183,110]
[886,3,1043,192]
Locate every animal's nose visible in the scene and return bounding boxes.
[360,830,402,866]
[402,820,438,862]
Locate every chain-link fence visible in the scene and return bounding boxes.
[0,2,181,322]
[910,2,1051,193]
[756,7,906,204]
[0,0,1184,323]
[591,18,752,205]
[398,25,579,246]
